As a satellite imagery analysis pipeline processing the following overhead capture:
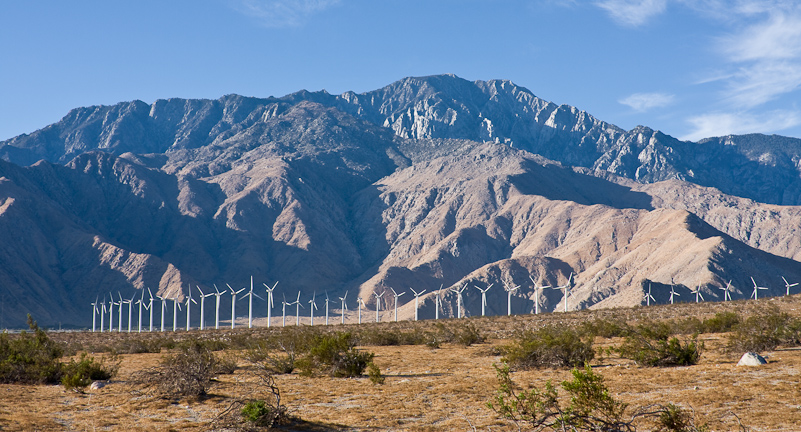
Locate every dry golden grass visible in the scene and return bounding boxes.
[3,295,801,431]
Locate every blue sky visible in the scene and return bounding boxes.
[2,0,801,142]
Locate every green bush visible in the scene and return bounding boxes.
[701,312,741,334]
[580,318,630,338]
[726,309,794,353]
[243,341,295,375]
[61,352,118,392]
[616,324,703,367]
[296,332,374,378]
[434,321,485,346]
[501,326,594,369]
[0,315,64,384]
[657,403,710,432]
[367,361,384,385]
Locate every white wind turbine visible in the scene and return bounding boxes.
[157,294,167,332]
[146,288,154,332]
[750,277,768,300]
[645,283,655,306]
[782,277,798,296]
[719,280,733,302]
[357,297,365,324]
[528,276,551,315]
[124,294,134,333]
[172,296,182,332]
[390,288,405,322]
[691,285,705,303]
[474,283,493,317]
[552,273,573,313]
[100,297,107,332]
[108,293,116,332]
[502,279,520,316]
[669,285,680,304]
[435,284,444,320]
[309,292,319,326]
[339,291,348,324]
[197,286,215,331]
[451,283,468,319]
[292,292,303,326]
[324,291,330,325]
[135,290,145,333]
[373,291,383,322]
[227,284,246,329]
[263,282,278,328]
[185,285,197,331]
[410,287,426,321]
[213,285,224,329]
[242,277,264,329]
[281,294,288,327]
[91,297,99,332]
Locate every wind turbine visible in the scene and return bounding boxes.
[474,283,493,317]
[263,282,278,328]
[373,291,383,323]
[552,273,573,313]
[292,292,303,326]
[135,290,145,333]
[719,280,733,302]
[157,294,167,332]
[185,285,197,331]
[669,285,680,304]
[90,297,99,332]
[197,286,215,330]
[390,288,405,322]
[451,283,468,319]
[782,277,798,296]
[242,277,264,329]
[124,294,134,333]
[108,293,116,332]
[529,276,551,315]
[172,296,182,332]
[324,291,330,325]
[213,285,224,329]
[645,283,655,306]
[410,287,426,321]
[116,292,125,333]
[146,288,154,332]
[99,297,107,332]
[281,294,288,327]
[308,292,318,326]
[691,285,705,303]
[750,277,768,300]
[357,297,365,324]
[338,291,348,324]
[435,284,444,320]
[227,284,246,329]
[502,279,520,316]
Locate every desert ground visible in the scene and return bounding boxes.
[2,296,801,431]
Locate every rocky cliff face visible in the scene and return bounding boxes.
[1,74,801,327]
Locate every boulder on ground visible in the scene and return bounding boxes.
[737,352,767,366]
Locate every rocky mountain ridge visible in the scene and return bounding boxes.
[1,74,801,326]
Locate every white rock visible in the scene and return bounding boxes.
[737,352,767,366]
[89,380,108,390]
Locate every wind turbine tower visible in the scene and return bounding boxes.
[750,277,768,300]
[339,291,348,324]
[197,286,214,331]
[373,291,383,323]
[529,276,550,315]
[645,283,655,306]
[227,284,246,329]
[213,285,223,329]
[410,287,426,321]
[719,281,733,301]
[242,277,264,329]
[91,297,98,332]
[474,283,493,317]
[390,288,405,322]
[263,282,278,328]
[452,283,468,319]
[782,277,798,296]
[502,280,520,316]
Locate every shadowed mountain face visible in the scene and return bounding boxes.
[1,75,801,327]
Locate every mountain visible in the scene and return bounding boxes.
[1,74,801,327]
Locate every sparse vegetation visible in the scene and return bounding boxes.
[0,315,64,384]
[726,308,796,353]
[616,323,703,367]
[61,352,118,392]
[501,326,595,369]
[296,332,375,378]
[133,339,220,399]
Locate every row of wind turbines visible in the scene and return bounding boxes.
[88,273,800,333]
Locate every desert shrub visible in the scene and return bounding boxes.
[580,318,630,338]
[672,317,705,335]
[488,363,629,431]
[61,352,118,392]
[434,321,485,346]
[243,341,295,375]
[501,326,594,369]
[701,312,741,334]
[0,315,64,384]
[212,372,290,431]
[296,332,374,378]
[215,352,239,375]
[726,309,794,353]
[367,361,384,385]
[357,327,432,346]
[489,363,717,432]
[133,339,219,399]
[616,324,703,367]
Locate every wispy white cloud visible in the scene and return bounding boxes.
[619,92,675,112]
[682,110,801,141]
[234,0,341,28]
[594,0,667,26]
